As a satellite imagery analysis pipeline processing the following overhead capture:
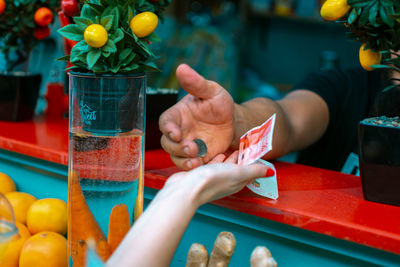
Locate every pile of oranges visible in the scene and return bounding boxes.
[0,172,67,267]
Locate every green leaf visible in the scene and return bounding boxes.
[73,40,90,54]
[58,24,84,41]
[368,2,379,26]
[121,63,139,72]
[57,55,70,61]
[87,49,102,69]
[103,7,119,31]
[147,32,161,43]
[66,65,81,71]
[110,65,121,73]
[128,6,134,22]
[102,40,117,53]
[73,17,94,28]
[379,5,394,27]
[100,15,113,31]
[119,48,134,61]
[348,8,358,25]
[87,3,104,15]
[141,61,160,72]
[382,83,400,92]
[103,50,112,57]
[81,4,98,21]
[111,29,124,43]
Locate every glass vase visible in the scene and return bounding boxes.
[68,72,146,266]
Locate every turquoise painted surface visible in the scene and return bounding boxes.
[1,149,399,267]
[0,150,68,201]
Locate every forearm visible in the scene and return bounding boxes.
[231,97,295,159]
[106,180,199,267]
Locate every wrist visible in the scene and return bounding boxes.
[159,173,203,210]
[230,103,247,149]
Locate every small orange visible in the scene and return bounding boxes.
[34,7,53,27]
[0,172,16,195]
[1,222,31,267]
[5,192,36,225]
[84,24,108,48]
[359,43,381,71]
[33,27,51,40]
[26,198,67,235]
[130,11,158,38]
[320,0,350,21]
[0,0,6,15]
[19,231,67,267]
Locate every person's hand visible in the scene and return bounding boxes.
[159,64,235,170]
[162,152,270,206]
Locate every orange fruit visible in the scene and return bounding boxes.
[1,222,31,267]
[130,11,158,38]
[0,172,16,195]
[359,43,381,71]
[320,0,350,21]
[19,231,67,267]
[33,27,51,40]
[34,7,53,27]
[26,198,67,235]
[5,192,36,225]
[0,0,6,15]
[84,24,108,48]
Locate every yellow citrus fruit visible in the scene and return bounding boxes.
[19,231,67,267]
[5,192,37,225]
[26,198,67,235]
[130,11,158,38]
[0,172,16,194]
[359,43,381,71]
[1,222,31,267]
[320,0,350,21]
[84,24,108,48]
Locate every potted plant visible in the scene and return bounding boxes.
[58,0,171,264]
[320,0,400,206]
[0,0,59,121]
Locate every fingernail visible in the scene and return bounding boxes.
[168,132,175,140]
[183,146,190,156]
[186,161,192,169]
[265,168,275,177]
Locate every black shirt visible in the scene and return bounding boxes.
[292,68,387,171]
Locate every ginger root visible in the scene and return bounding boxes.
[186,243,209,267]
[250,246,277,267]
[208,232,236,267]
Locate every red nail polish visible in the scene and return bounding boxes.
[265,168,275,177]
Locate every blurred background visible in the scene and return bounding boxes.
[0,0,361,119]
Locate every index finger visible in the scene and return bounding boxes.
[159,106,183,142]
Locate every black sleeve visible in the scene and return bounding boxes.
[291,69,353,127]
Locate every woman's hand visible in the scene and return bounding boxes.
[107,154,269,267]
[162,152,269,206]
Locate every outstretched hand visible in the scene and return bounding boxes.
[159,64,235,170]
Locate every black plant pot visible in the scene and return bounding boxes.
[0,72,41,121]
[358,118,400,206]
[145,88,178,150]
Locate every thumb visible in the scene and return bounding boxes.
[176,64,223,100]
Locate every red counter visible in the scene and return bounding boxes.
[0,116,399,261]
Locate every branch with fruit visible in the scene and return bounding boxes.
[58,0,171,74]
[0,0,59,71]
[320,0,400,90]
